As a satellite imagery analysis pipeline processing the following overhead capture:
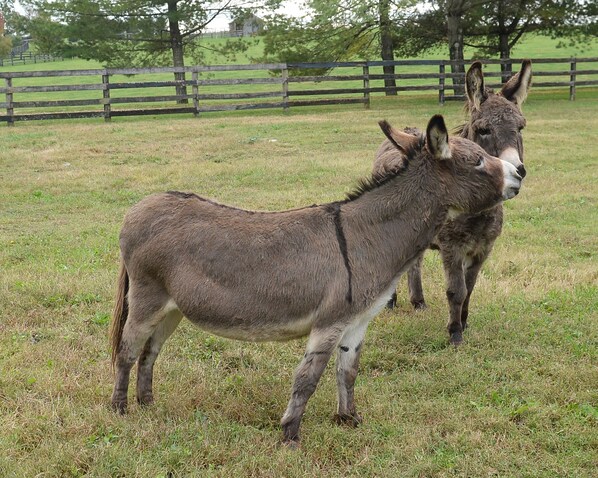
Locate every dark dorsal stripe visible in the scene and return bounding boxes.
[325,203,353,303]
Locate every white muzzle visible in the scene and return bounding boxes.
[501,160,522,200]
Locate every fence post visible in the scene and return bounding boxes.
[363,63,370,109]
[5,77,14,126]
[102,72,111,122]
[192,70,200,116]
[281,64,289,112]
[569,58,576,101]
[439,62,445,105]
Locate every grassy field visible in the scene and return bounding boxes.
[1,77,597,477]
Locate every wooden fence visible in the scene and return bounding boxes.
[0,52,63,67]
[1,58,597,125]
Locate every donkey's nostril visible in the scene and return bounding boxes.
[517,165,526,179]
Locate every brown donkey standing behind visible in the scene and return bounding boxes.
[375,60,532,346]
[110,115,522,445]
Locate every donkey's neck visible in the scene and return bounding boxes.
[340,166,448,301]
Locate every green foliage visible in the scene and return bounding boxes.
[258,0,417,74]
[15,0,280,67]
[0,35,11,57]
[395,0,598,59]
[16,12,68,56]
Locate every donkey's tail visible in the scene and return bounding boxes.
[110,258,129,370]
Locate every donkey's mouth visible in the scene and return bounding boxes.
[503,186,520,200]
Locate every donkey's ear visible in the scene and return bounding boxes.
[426,115,451,160]
[466,61,487,111]
[378,120,418,154]
[501,59,532,107]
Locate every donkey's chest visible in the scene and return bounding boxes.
[433,207,503,253]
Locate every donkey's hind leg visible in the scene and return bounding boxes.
[111,283,172,414]
[281,326,342,445]
[136,307,183,406]
[334,319,368,427]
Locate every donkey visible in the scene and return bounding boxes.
[110,115,522,445]
[374,60,532,345]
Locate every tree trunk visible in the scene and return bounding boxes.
[379,0,397,96]
[168,0,188,104]
[499,32,512,84]
[446,6,465,97]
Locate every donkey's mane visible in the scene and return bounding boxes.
[345,132,425,202]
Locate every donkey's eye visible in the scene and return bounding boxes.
[477,128,491,136]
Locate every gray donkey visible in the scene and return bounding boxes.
[375,60,532,346]
[110,115,522,445]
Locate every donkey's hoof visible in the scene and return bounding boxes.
[136,394,154,407]
[111,400,128,415]
[449,332,464,346]
[282,438,301,450]
[386,293,397,309]
[333,412,363,428]
[411,300,427,311]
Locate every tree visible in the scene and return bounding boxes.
[0,35,11,58]
[1,1,15,57]
[260,0,418,95]
[397,0,597,91]
[444,1,485,94]
[473,0,545,79]
[467,0,597,80]
[395,1,488,95]
[16,0,280,100]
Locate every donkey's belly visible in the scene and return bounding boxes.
[181,305,317,342]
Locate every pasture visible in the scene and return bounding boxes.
[0,90,597,476]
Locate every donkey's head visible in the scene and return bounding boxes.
[380,115,522,215]
[462,60,532,179]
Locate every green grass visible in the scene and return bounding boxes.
[0,86,597,477]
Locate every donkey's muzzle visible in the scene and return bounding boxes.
[501,161,522,200]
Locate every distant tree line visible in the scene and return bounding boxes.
[258,0,597,94]
[1,0,596,96]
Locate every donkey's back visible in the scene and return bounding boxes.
[120,191,348,341]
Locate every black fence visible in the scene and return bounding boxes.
[1,58,596,125]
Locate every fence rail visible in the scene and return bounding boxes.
[0,51,63,67]
[1,58,597,125]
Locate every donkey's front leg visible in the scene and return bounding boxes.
[442,254,467,346]
[334,320,369,427]
[407,253,427,310]
[461,253,489,330]
[281,327,341,445]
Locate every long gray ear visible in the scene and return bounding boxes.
[426,115,451,160]
[501,59,532,107]
[466,61,486,111]
[378,120,419,154]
